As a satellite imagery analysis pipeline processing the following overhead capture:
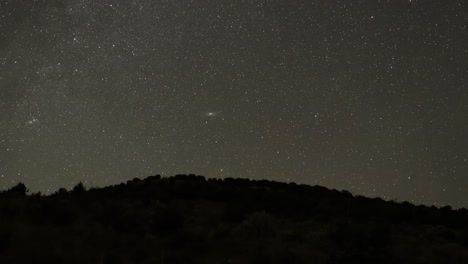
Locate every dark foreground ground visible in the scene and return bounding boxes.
[1,175,468,263]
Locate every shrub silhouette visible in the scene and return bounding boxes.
[152,206,184,236]
[234,211,276,238]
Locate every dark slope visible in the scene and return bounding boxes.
[1,175,468,264]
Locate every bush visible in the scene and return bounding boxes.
[234,211,277,238]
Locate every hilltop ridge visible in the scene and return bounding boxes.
[1,174,468,263]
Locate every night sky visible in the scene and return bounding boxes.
[1,0,467,207]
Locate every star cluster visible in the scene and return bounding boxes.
[0,0,467,207]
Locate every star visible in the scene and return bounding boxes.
[26,118,39,125]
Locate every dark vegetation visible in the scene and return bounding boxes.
[1,175,468,263]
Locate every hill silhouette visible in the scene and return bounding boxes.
[1,174,468,263]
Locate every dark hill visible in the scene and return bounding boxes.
[1,175,468,263]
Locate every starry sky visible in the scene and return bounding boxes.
[1,0,467,207]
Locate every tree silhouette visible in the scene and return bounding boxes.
[72,182,86,193]
[7,182,28,195]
